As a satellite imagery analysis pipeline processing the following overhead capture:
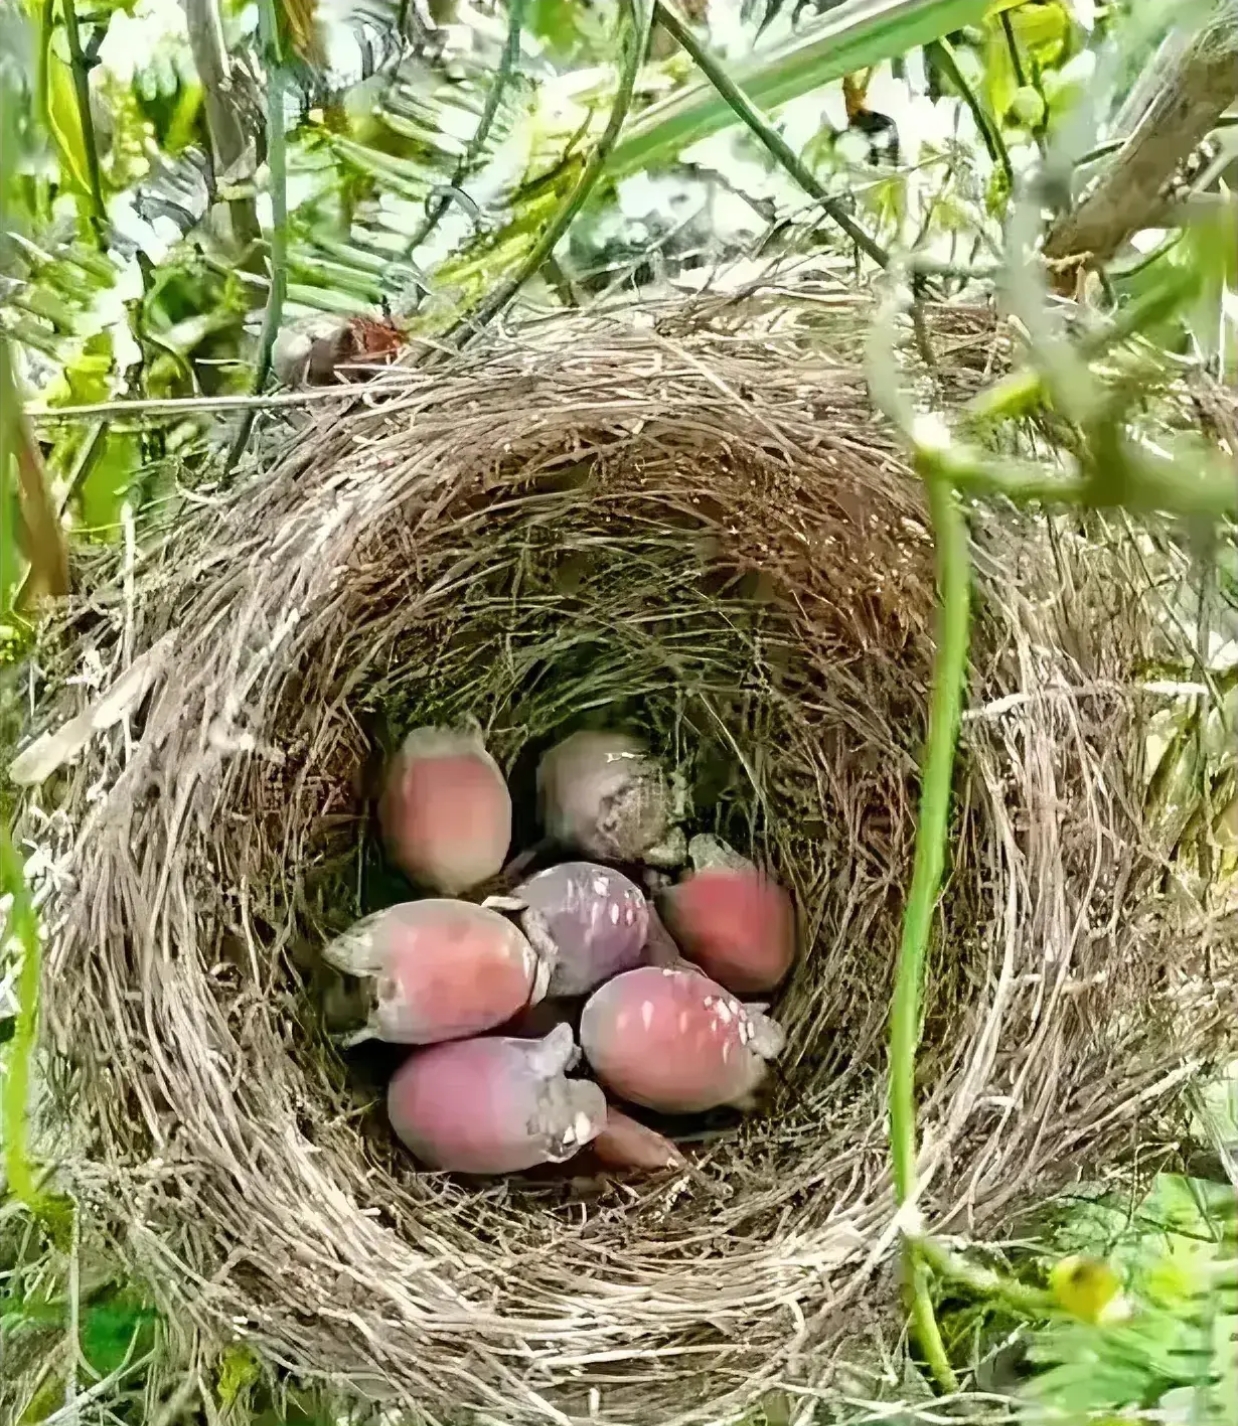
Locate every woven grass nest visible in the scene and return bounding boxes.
[24,280,1232,1424]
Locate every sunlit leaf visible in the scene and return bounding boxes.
[78,431,137,531]
[37,9,92,204]
[216,1345,262,1410]
[528,0,590,55]
[609,0,991,180]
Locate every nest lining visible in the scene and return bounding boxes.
[22,285,1232,1425]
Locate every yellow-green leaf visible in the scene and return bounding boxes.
[610,0,991,180]
[44,46,91,199]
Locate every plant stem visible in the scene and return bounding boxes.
[183,0,261,252]
[909,1255,960,1392]
[930,37,1012,191]
[1,819,45,1212]
[999,11,1027,89]
[964,260,1201,427]
[60,0,107,242]
[915,1235,1055,1316]
[224,0,288,474]
[405,0,528,258]
[451,0,656,344]
[655,1,889,270]
[887,468,971,1392]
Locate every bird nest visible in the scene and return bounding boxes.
[19,281,1232,1424]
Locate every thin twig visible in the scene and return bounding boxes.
[26,385,413,421]
[930,38,1012,192]
[999,11,1027,90]
[60,0,107,242]
[450,0,655,345]
[224,0,289,473]
[183,0,261,251]
[887,469,971,1394]
[655,1,889,270]
[405,0,528,258]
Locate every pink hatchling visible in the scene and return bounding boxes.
[511,861,650,996]
[592,1106,685,1172]
[660,835,795,993]
[323,899,550,1044]
[580,966,784,1113]
[380,726,512,894]
[386,1023,606,1174]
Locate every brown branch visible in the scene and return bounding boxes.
[1044,0,1238,266]
[182,0,260,253]
[4,373,70,604]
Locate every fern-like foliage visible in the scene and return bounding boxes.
[1020,1175,1238,1426]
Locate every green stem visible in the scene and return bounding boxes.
[405,0,528,259]
[930,37,1012,191]
[888,469,971,1391]
[999,11,1048,157]
[225,0,288,474]
[999,11,1027,89]
[451,0,654,344]
[965,260,1200,426]
[915,1235,1055,1317]
[60,0,107,242]
[909,1254,960,1392]
[654,1,889,270]
[1,818,44,1211]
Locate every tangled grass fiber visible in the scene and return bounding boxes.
[16,279,1234,1424]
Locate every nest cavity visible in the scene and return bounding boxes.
[26,283,1229,1425]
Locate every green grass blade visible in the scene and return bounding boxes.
[610,0,990,180]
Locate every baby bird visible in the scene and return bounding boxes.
[323,899,550,1044]
[537,731,670,862]
[580,966,784,1114]
[380,725,512,894]
[660,834,795,993]
[592,1106,685,1172]
[387,1023,606,1174]
[509,861,649,996]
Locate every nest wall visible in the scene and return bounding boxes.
[23,288,1230,1425]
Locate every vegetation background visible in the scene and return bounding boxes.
[1,0,1236,1421]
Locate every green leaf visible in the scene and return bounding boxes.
[528,0,589,54]
[41,31,92,203]
[609,0,991,181]
[79,1288,157,1378]
[216,1344,262,1410]
[78,430,137,531]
